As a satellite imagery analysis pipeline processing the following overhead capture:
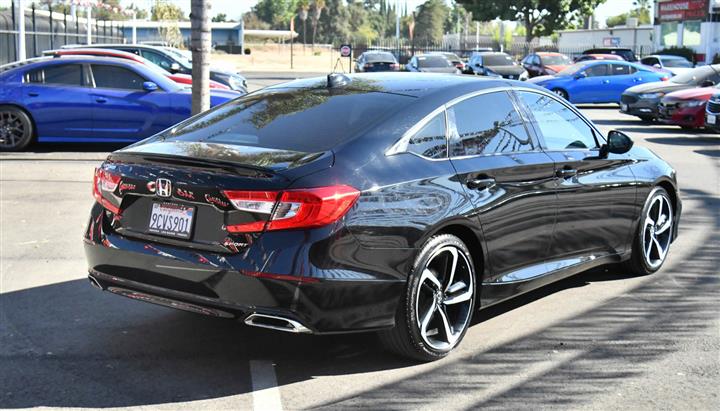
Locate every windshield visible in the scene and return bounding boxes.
[482,54,516,66]
[671,66,715,85]
[417,56,452,68]
[661,57,692,68]
[557,61,592,76]
[148,86,413,152]
[541,55,571,65]
[365,52,397,63]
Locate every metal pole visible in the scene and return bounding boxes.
[31,2,36,57]
[16,0,26,61]
[132,11,137,44]
[64,11,67,45]
[86,6,92,45]
[190,0,210,114]
[476,21,479,50]
[49,4,54,50]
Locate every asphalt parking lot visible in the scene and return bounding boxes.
[1,72,718,410]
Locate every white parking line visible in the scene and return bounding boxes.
[250,360,284,411]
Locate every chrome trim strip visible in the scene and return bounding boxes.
[244,313,312,334]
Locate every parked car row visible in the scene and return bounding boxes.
[620,64,720,129]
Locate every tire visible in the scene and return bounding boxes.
[551,88,568,100]
[638,115,654,123]
[621,187,674,275]
[0,105,34,151]
[379,234,477,361]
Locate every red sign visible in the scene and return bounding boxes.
[658,0,708,22]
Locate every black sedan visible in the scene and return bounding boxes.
[465,51,528,80]
[84,73,680,361]
[621,64,720,121]
[406,55,460,74]
[355,51,400,72]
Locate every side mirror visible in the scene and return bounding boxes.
[169,62,181,72]
[653,63,662,69]
[574,71,587,80]
[142,81,158,92]
[601,130,634,157]
[475,63,482,68]
[700,80,715,87]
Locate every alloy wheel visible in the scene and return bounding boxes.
[415,245,474,351]
[0,111,27,149]
[641,194,673,269]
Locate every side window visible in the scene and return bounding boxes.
[141,50,173,70]
[518,91,598,150]
[532,55,541,65]
[92,65,146,90]
[406,113,447,159]
[611,64,631,75]
[26,64,83,86]
[643,57,659,66]
[448,91,536,156]
[585,64,608,77]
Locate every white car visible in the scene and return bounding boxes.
[640,54,693,76]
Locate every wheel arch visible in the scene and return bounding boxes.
[655,178,680,242]
[432,222,488,284]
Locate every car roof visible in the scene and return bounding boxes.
[66,43,169,53]
[266,72,538,100]
[536,52,565,56]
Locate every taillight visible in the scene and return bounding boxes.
[364,63,373,69]
[223,185,360,233]
[92,167,121,214]
[391,63,400,70]
[661,76,669,81]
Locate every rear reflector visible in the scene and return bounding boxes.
[93,167,121,214]
[223,185,360,233]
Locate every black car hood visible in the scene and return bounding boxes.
[485,65,525,76]
[625,81,691,94]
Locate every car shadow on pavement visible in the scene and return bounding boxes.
[1,189,717,409]
[17,142,130,154]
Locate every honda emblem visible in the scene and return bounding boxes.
[156,178,172,198]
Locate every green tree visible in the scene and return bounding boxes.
[152,1,185,47]
[212,13,227,22]
[458,0,606,42]
[254,0,298,29]
[606,0,651,28]
[312,0,328,46]
[414,0,449,44]
[243,12,271,30]
[297,0,310,44]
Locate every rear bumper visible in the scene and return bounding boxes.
[658,106,705,128]
[83,204,405,334]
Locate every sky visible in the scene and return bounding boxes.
[119,0,647,29]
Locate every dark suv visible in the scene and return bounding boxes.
[63,43,247,92]
[582,48,638,62]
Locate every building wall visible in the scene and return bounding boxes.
[558,27,654,52]
[653,0,719,63]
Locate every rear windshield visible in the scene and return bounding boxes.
[365,52,397,63]
[155,87,413,152]
[541,54,570,65]
[417,56,452,68]
[482,54,516,66]
[661,57,692,68]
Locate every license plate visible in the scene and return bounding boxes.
[708,114,716,125]
[147,202,195,239]
[621,103,628,111]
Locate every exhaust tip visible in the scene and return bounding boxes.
[244,313,311,334]
[88,275,103,290]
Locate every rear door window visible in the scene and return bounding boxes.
[585,64,609,77]
[26,64,83,86]
[91,65,146,90]
[406,113,447,159]
[448,91,536,156]
[611,64,632,75]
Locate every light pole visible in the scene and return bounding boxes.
[16,0,26,61]
[190,0,210,115]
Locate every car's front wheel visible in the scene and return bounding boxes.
[380,234,476,361]
[622,187,674,275]
[552,88,569,100]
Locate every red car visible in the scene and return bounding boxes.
[521,52,572,77]
[45,48,230,90]
[658,86,717,129]
[574,53,624,63]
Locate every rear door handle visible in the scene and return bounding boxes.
[28,92,39,97]
[556,168,577,178]
[602,79,610,84]
[95,97,107,103]
[466,177,496,190]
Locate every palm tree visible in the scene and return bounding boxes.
[298,0,310,48]
[311,0,325,50]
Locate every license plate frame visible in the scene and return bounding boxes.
[708,114,716,125]
[146,202,195,239]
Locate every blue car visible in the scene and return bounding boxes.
[527,60,670,104]
[0,56,241,151]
